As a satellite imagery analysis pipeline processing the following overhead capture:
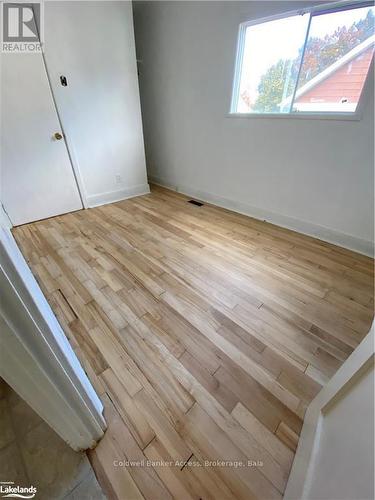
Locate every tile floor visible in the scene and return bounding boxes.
[0,378,106,500]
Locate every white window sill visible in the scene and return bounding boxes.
[226,112,362,121]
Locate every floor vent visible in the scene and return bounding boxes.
[188,200,204,207]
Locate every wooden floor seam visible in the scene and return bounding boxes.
[12,184,374,500]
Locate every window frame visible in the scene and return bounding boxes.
[229,0,374,120]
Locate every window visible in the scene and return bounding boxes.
[231,2,375,116]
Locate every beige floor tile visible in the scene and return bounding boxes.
[0,441,29,486]
[0,399,15,450]
[4,385,22,407]
[19,421,91,500]
[64,470,106,500]
[1,386,103,500]
[10,398,43,437]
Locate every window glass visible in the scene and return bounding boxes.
[293,6,375,112]
[235,15,309,113]
[231,5,375,115]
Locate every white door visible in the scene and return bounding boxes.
[1,50,83,226]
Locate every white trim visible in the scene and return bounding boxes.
[148,176,374,257]
[237,1,373,31]
[0,228,106,451]
[226,111,361,121]
[86,183,150,208]
[0,203,12,229]
[284,323,374,499]
[60,131,89,209]
[293,102,358,112]
[229,14,247,114]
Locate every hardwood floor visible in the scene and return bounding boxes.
[13,185,374,499]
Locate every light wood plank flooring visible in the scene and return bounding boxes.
[13,185,374,500]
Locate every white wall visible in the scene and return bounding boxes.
[285,324,374,500]
[133,1,374,255]
[44,1,149,207]
[305,363,374,500]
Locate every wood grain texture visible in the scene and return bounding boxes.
[12,185,374,499]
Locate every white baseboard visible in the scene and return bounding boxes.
[148,175,374,257]
[86,183,150,208]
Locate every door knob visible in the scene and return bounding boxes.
[54,132,63,140]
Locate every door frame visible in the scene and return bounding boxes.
[284,323,374,499]
[0,222,106,450]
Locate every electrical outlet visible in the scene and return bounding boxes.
[115,174,122,184]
